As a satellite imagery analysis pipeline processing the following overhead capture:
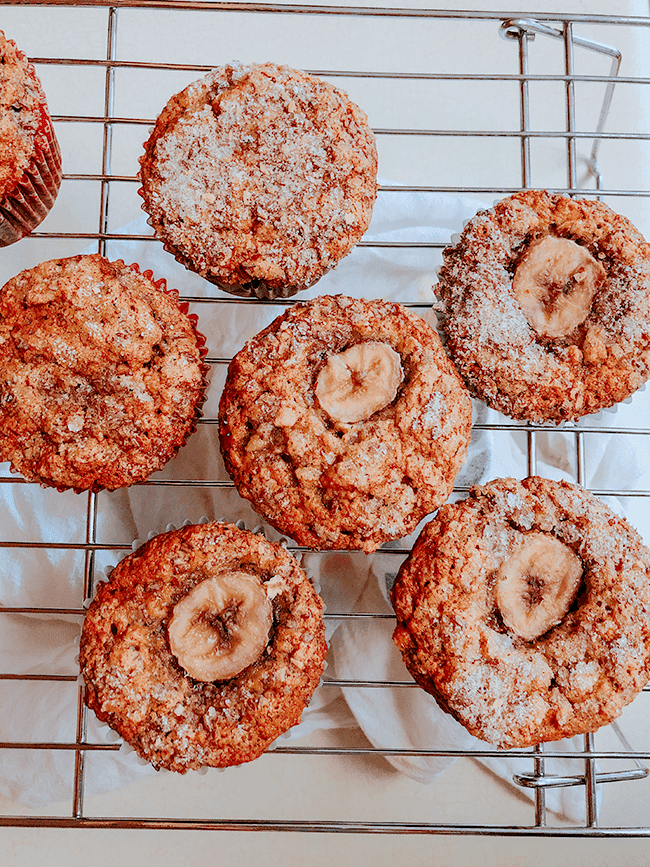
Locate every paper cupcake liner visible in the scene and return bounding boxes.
[4,258,210,494]
[123,259,212,400]
[0,53,63,246]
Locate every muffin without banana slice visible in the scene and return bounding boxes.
[0,30,62,245]
[0,254,207,491]
[139,62,378,299]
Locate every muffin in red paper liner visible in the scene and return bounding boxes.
[79,520,328,772]
[0,253,208,492]
[139,61,378,299]
[0,30,62,246]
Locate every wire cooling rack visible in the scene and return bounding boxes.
[2,0,650,838]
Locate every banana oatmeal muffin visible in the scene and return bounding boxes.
[139,61,378,299]
[80,521,327,772]
[0,253,207,491]
[219,295,473,552]
[391,476,650,749]
[0,30,62,245]
[436,190,650,423]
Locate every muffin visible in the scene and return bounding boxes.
[0,30,62,245]
[436,190,650,423]
[391,476,650,749]
[139,62,378,299]
[219,295,473,552]
[0,253,207,491]
[80,521,328,772]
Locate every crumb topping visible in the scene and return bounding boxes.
[391,476,650,749]
[436,191,650,422]
[0,253,206,491]
[0,30,44,196]
[219,295,472,552]
[79,522,327,772]
[139,62,378,297]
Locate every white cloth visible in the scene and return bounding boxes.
[2,189,650,821]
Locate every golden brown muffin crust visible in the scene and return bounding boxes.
[219,295,473,552]
[437,191,650,423]
[0,30,43,196]
[0,30,62,245]
[0,254,206,491]
[139,62,378,298]
[80,522,327,772]
[391,477,650,749]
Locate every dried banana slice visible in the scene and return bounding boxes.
[315,341,403,423]
[513,235,606,338]
[168,571,273,681]
[495,531,583,640]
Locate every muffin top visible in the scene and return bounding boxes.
[139,62,378,297]
[80,521,327,772]
[0,30,47,197]
[436,191,650,422]
[219,295,472,551]
[392,476,650,748]
[0,253,207,491]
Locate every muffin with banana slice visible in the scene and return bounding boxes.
[436,190,650,423]
[218,295,473,552]
[79,521,327,772]
[391,476,650,749]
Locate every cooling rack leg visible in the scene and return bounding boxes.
[563,22,578,192]
[74,489,100,818]
[533,744,547,827]
[516,29,532,190]
[98,6,119,255]
[527,429,537,476]
[584,733,598,827]
[72,684,87,819]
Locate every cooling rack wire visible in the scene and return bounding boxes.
[1,0,650,840]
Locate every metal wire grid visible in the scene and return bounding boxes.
[1,0,650,836]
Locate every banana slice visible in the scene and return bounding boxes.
[168,571,273,682]
[513,235,606,338]
[315,341,403,424]
[495,532,583,641]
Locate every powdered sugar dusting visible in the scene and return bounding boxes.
[437,191,650,422]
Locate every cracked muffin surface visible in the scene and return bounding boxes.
[80,521,327,772]
[436,190,650,423]
[391,476,650,749]
[219,295,472,552]
[0,253,206,491]
[139,61,378,298]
